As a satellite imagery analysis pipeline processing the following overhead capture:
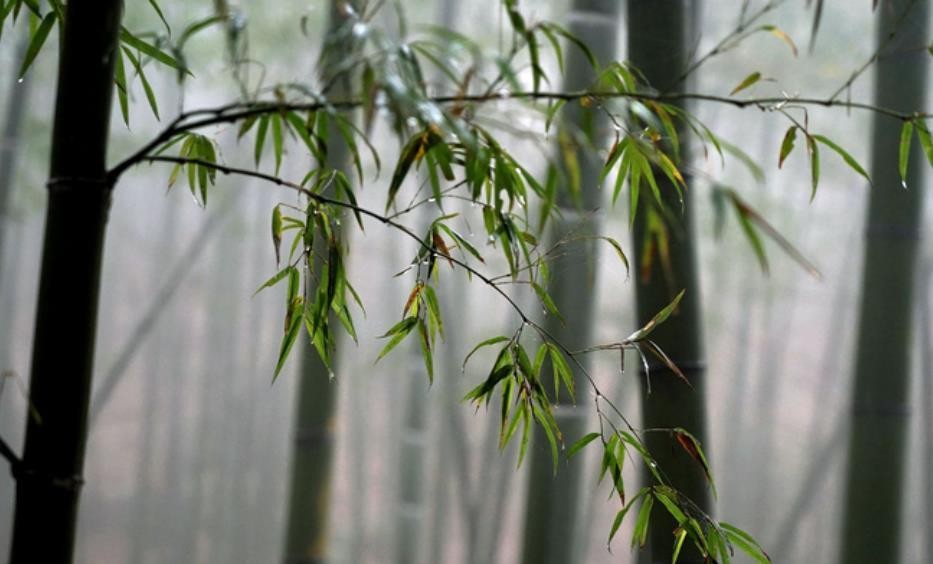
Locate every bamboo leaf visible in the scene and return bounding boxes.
[761,24,798,57]
[254,265,294,296]
[18,11,55,79]
[271,205,283,267]
[273,297,304,380]
[632,494,654,548]
[122,48,160,120]
[626,289,685,342]
[254,116,269,167]
[608,487,650,547]
[914,121,933,167]
[720,522,772,563]
[899,119,914,187]
[462,335,510,371]
[671,527,687,564]
[113,47,130,126]
[778,126,797,168]
[418,319,434,383]
[531,282,563,323]
[147,0,171,36]
[811,134,870,184]
[729,71,762,95]
[806,134,820,201]
[600,237,630,278]
[271,113,284,175]
[120,28,188,73]
[376,316,418,362]
[567,432,600,459]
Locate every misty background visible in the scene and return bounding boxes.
[0,1,931,563]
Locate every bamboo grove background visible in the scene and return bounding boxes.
[0,0,931,563]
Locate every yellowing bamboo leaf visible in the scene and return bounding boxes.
[761,25,798,57]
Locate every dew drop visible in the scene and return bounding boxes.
[487,235,495,243]
[427,197,436,202]
[328,370,336,381]
[901,180,908,190]
[17,78,24,84]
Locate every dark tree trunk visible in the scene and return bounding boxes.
[9,2,123,562]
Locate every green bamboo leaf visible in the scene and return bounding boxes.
[147,0,171,36]
[608,487,650,547]
[811,134,870,184]
[527,30,542,92]
[719,139,765,183]
[253,265,294,296]
[376,316,418,362]
[271,205,283,267]
[599,237,630,278]
[422,284,444,341]
[711,529,732,564]
[122,48,160,120]
[544,21,597,68]
[177,15,224,49]
[517,404,532,466]
[273,297,303,380]
[632,494,654,548]
[120,28,189,73]
[899,119,914,187]
[254,116,269,167]
[418,319,434,383]
[387,132,431,211]
[531,282,563,323]
[567,432,600,459]
[806,135,820,201]
[532,402,560,473]
[18,12,55,79]
[113,46,130,126]
[729,71,762,95]
[271,113,284,175]
[914,121,933,167]
[539,24,564,72]
[778,126,797,168]
[671,527,687,564]
[734,201,769,273]
[653,487,687,524]
[548,343,574,399]
[626,289,685,342]
[720,522,771,563]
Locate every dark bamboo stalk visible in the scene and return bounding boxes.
[840,1,928,562]
[628,3,711,563]
[520,2,620,563]
[8,2,124,562]
[281,3,355,562]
